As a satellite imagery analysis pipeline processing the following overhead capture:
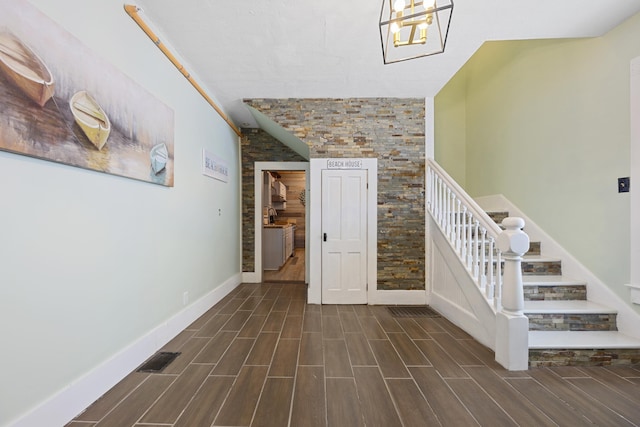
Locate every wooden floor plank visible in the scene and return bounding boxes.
[174,376,235,427]
[565,377,640,424]
[246,332,279,365]
[396,318,432,339]
[140,364,212,424]
[252,377,294,427]
[214,365,268,426]
[359,316,387,339]
[290,366,326,427]
[386,378,441,426]
[238,314,268,338]
[268,338,300,377]
[73,372,149,422]
[338,311,362,333]
[281,315,303,338]
[322,315,344,339]
[387,332,430,366]
[299,332,324,366]
[94,375,176,427]
[211,337,255,375]
[409,367,479,426]
[368,339,411,378]
[324,339,353,378]
[447,378,518,426]
[430,332,485,366]
[464,367,557,427]
[580,366,640,405]
[326,378,365,427]
[528,367,637,426]
[193,331,237,364]
[505,377,598,426]
[262,310,287,332]
[344,333,377,366]
[352,367,403,427]
[413,339,469,378]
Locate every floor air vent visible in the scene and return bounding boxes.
[387,306,441,318]
[136,352,180,373]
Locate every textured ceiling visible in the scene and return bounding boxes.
[131,0,640,128]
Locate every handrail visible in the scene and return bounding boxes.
[427,158,530,370]
[124,5,243,137]
[427,159,504,309]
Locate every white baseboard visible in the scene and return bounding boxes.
[9,274,242,427]
[242,271,260,283]
[368,289,426,305]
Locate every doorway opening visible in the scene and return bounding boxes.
[263,169,306,283]
[254,162,310,285]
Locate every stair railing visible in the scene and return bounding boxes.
[427,159,529,370]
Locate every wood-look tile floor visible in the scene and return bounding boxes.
[263,248,305,283]
[68,283,640,427]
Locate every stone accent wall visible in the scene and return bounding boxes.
[241,129,306,272]
[245,98,425,290]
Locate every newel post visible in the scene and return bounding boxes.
[495,217,530,370]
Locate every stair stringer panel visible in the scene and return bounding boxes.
[427,215,496,351]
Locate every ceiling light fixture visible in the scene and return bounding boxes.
[379,0,454,64]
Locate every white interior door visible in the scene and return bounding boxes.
[321,169,368,304]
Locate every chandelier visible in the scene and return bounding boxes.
[379,0,454,64]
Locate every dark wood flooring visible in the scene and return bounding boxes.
[68,283,640,426]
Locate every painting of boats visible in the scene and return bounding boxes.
[70,90,111,150]
[0,0,174,186]
[150,143,168,174]
[0,31,54,107]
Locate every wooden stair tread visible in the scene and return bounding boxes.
[529,331,640,349]
[523,300,616,314]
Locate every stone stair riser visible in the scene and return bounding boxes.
[522,261,561,276]
[527,313,617,332]
[529,349,640,367]
[524,285,587,301]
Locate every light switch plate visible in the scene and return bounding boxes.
[618,177,630,193]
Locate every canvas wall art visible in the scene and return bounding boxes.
[0,0,174,186]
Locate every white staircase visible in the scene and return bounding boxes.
[485,210,640,367]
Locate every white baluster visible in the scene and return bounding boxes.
[449,194,457,242]
[466,212,473,269]
[455,199,462,252]
[445,188,452,237]
[495,249,502,311]
[486,237,495,300]
[460,206,467,260]
[480,227,487,290]
[472,220,479,279]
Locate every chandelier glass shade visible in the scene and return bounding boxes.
[379,0,454,64]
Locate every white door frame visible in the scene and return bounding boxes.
[246,161,310,284]
[309,158,377,304]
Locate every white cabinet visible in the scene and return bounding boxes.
[263,225,294,270]
[271,180,287,210]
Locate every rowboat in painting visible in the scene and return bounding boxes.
[0,32,55,107]
[150,143,168,174]
[70,90,111,150]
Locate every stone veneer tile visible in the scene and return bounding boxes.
[242,98,425,291]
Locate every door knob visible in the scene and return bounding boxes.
[323,233,327,242]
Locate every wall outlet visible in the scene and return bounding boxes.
[182,291,189,306]
[618,177,630,193]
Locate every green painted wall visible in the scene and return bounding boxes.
[435,12,640,308]
[0,0,241,424]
